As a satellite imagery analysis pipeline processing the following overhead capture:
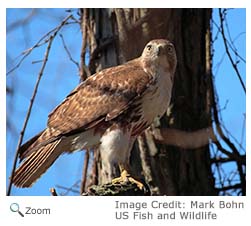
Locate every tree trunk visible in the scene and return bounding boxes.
[80,8,217,195]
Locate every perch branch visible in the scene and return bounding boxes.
[83,181,150,196]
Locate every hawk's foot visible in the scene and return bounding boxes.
[112,169,144,190]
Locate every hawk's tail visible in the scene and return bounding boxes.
[12,139,62,188]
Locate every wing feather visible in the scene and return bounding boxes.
[47,59,154,136]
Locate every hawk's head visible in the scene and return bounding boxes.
[141,39,177,75]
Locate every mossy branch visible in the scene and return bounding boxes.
[83,181,150,196]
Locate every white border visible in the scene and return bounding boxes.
[3,0,250,8]
[1,1,249,225]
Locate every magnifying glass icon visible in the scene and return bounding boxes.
[10,203,24,217]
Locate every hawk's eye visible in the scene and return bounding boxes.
[146,44,152,51]
[167,45,173,52]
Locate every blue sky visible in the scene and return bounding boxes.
[211,9,246,194]
[6,8,246,196]
[212,9,246,143]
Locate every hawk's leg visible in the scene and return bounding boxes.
[112,164,144,190]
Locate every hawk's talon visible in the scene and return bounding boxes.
[127,177,144,190]
[112,169,144,190]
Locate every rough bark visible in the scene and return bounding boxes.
[80,8,217,195]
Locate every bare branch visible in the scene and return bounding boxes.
[211,155,246,164]
[56,184,80,195]
[219,9,246,94]
[225,16,246,63]
[212,18,246,64]
[213,139,245,165]
[209,41,246,195]
[216,183,242,192]
[7,35,54,196]
[7,14,74,76]
[80,150,90,194]
[87,150,98,188]
[59,33,80,69]
[7,9,37,33]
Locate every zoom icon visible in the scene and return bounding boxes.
[10,203,24,217]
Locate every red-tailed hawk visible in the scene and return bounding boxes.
[13,39,177,188]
